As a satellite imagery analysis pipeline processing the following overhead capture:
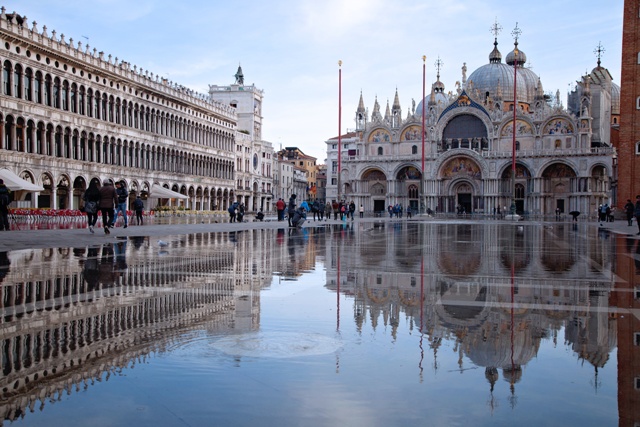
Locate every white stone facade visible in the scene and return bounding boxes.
[0,9,239,211]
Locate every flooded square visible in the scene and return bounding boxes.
[0,222,637,426]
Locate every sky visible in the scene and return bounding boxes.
[6,0,624,163]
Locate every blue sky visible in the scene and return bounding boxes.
[7,1,623,163]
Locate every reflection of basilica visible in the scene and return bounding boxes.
[326,21,615,216]
[325,222,617,397]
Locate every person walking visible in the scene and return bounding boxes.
[625,199,635,226]
[99,180,117,234]
[635,196,640,235]
[133,195,144,225]
[83,180,101,233]
[0,179,11,231]
[114,181,129,228]
[228,201,238,222]
[276,198,286,221]
[287,194,297,227]
[359,204,364,218]
[324,200,332,221]
[332,200,339,220]
[349,201,356,221]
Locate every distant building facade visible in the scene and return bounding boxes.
[326,26,616,216]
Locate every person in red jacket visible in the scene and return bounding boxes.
[276,198,286,221]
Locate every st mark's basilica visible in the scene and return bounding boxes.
[325,23,617,216]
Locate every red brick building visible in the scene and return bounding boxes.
[618,0,640,203]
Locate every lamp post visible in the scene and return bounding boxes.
[421,55,426,214]
[337,60,342,204]
[510,23,521,218]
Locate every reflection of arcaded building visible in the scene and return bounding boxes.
[0,231,275,424]
[326,22,615,215]
[325,222,617,392]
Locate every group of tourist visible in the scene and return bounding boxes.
[82,180,144,234]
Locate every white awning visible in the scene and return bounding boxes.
[149,184,188,199]
[0,169,44,191]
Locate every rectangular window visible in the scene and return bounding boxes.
[635,287,640,299]
[635,332,640,346]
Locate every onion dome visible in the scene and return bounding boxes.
[611,82,620,115]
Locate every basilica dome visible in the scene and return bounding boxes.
[466,41,542,105]
[611,82,620,115]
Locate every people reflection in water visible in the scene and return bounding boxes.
[0,251,10,283]
[635,240,640,275]
[115,241,128,271]
[132,235,146,250]
[83,247,100,291]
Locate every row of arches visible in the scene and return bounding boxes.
[1,58,235,150]
[1,114,234,179]
[11,169,238,211]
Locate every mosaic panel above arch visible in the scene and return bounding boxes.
[541,163,576,178]
[543,119,573,135]
[401,125,423,141]
[368,129,390,143]
[362,169,387,181]
[501,119,533,137]
[441,157,482,179]
[396,166,421,180]
[500,163,532,179]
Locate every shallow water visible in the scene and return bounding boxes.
[0,222,636,426]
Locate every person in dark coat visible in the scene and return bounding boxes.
[99,180,118,234]
[83,180,101,233]
[625,199,635,226]
[287,194,297,227]
[0,179,12,231]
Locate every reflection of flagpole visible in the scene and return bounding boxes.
[337,60,342,203]
[421,55,426,213]
[418,255,425,381]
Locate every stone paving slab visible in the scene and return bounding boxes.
[0,215,637,252]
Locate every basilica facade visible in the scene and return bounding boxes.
[326,30,617,217]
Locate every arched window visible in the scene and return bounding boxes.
[34,71,42,103]
[515,183,525,199]
[515,141,520,151]
[636,142,640,155]
[94,91,100,119]
[377,147,383,155]
[53,77,61,108]
[70,83,77,113]
[44,75,52,106]
[636,96,640,110]
[24,68,32,101]
[61,80,69,110]
[412,145,418,154]
[2,60,11,95]
[13,64,22,98]
[86,89,93,117]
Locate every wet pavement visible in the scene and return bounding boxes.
[0,216,639,426]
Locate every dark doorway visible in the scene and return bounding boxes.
[374,200,385,215]
[458,193,472,214]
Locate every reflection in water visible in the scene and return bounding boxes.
[0,223,632,425]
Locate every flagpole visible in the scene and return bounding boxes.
[510,24,520,218]
[337,60,342,204]
[421,55,426,213]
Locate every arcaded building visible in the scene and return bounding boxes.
[0,8,238,211]
[326,25,617,216]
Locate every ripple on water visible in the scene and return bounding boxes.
[212,331,343,359]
